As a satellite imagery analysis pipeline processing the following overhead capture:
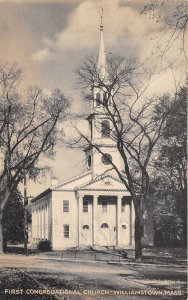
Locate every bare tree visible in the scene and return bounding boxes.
[75,55,170,260]
[0,63,69,252]
[141,0,188,64]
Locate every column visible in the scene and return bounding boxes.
[39,208,42,239]
[43,207,46,239]
[132,200,135,246]
[129,200,132,245]
[116,195,121,246]
[46,205,48,240]
[41,208,44,239]
[37,209,39,239]
[36,209,39,239]
[78,195,83,246]
[92,195,98,246]
[32,209,35,240]
[41,208,43,239]
[34,210,37,239]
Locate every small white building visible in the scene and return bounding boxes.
[30,18,153,250]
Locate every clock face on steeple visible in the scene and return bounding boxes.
[101,153,112,165]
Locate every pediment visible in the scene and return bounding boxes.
[76,175,129,192]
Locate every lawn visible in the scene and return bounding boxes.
[0,268,57,300]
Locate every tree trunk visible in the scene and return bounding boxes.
[0,188,10,253]
[133,201,143,261]
[182,187,187,246]
[135,215,142,260]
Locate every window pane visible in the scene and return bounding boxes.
[102,120,110,138]
[96,93,101,106]
[102,201,107,212]
[121,204,125,212]
[121,199,126,212]
[83,225,89,229]
[101,223,108,228]
[83,200,88,212]
[63,200,69,212]
[64,225,69,238]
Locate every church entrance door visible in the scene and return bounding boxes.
[98,196,117,246]
[82,225,92,246]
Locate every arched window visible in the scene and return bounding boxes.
[102,120,110,138]
[96,93,101,106]
[101,223,109,228]
[83,225,89,230]
[122,225,127,229]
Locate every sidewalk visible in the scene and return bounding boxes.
[5,244,187,266]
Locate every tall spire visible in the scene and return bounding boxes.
[97,2,106,79]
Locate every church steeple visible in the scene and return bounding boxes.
[97,6,106,80]
[85,3,123,178]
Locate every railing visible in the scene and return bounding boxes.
[60,250,127,262]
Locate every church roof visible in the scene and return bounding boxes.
[53,172,129,193]
[53,171,92,191]
[31,188,52,203]
[31,171,130,203]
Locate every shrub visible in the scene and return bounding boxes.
[37,240,51,251]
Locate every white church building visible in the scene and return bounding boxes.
[30,17,154,250]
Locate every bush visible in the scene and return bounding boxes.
[37,240,51,251]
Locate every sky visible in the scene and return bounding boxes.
[0,0,186,197]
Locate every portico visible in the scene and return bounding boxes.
[76,189,134,248]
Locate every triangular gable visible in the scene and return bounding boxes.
[76,175,129,192]
[53,171,92,191]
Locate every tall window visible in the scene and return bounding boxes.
[63,225,69,238]
[121,199,125,212]
[83,200,89,212]
[102,120,110,138]
[103,92,108,104]
[63,200,69,212]
[96,93,101,106]
[102,201,107,213]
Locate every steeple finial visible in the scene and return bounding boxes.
[97,0,106,79]
[100,1,104,31]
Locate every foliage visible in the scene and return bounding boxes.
[151,177,184,246]
[0,63,69,252]
[37,240,51,252]
[152,86,187,246]
[2,189,24,244]
[0,63,69,206]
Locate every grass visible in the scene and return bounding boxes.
[0,268,57,300]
